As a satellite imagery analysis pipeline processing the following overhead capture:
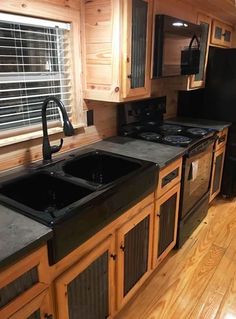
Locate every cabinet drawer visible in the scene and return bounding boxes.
[0,245,50,318]
[8,289,53,319]
[156,157,182,198]
[215,128,228,151]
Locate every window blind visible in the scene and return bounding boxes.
[0,13,72,132]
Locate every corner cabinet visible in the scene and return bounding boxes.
[210,128,228,202]
[116,203,154,309]
[83,0,153,102]
[54,236,115,319]
[211,19,233,48]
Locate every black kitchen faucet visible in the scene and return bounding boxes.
[41,96,74,163]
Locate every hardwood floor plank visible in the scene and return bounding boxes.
[188,237,236,319]
[154,244,225,319]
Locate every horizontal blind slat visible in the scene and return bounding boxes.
[0,92,71,101]
[0,98,72,110]
[0,84,71,93]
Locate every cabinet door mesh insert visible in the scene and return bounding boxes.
[67,252,109,319]
[0,266,38,308]
[158,193,177,257]
[27,309,41,319]
[213,153,223,194]
[131,0,148,88]
[124,215,150,296]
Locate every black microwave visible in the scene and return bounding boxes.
[153,15,203,78]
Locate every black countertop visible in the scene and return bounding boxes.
[165,117,231,131]
[0,204,52,270]
[91,136,186,168]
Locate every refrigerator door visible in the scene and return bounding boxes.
[204,46,236,197]
[204,47,236,122]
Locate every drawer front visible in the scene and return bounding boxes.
[0,245,50,318]
[215,128,228,151]
[156,157,182,198]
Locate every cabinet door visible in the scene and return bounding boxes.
[211,20,233,47]
[189,14,211,89]
[55,236,115,319]
[116,203,154,309]
[9,289,54,319]
[153,183,180,269]
[210,146,226,202]
[122,0,153,99]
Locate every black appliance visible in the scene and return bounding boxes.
[177,46,235,197]
[153,15,202,78]
[118,97,216,247]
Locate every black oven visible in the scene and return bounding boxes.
[180,138,214,218]
[176,137,215,247]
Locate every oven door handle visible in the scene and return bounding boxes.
[186,136,216,158]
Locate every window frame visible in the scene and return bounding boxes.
[0,3,84,147]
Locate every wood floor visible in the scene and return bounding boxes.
[116,197,236,319]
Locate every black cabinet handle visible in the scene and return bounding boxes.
[110,254,117,260]
[127,74,132,79]
[219,135,226,143]
[120,244,125,251]
[44,314,53,319]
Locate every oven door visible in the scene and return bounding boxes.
[181,139,214,218]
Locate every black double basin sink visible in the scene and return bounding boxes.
[0,149,158,264]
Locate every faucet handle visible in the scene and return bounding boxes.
[51,138,63,154]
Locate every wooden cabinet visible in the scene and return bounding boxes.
[55,236,115,319]
[8,289,54,319]
[209,128,228,202]
[83,0,153,102]
[188,13,211,90]
[153,183,180,268]
[211,19,233,47]
[0,245,50,319]
[210,145,226,203]
[116,203,154,309]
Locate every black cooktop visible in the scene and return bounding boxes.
[119,122,214,147]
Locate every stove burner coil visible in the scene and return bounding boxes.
[163,135,192,146]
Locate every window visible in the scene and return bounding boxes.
[0,13,72,134]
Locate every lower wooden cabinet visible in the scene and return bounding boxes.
[0,245,50,319]
[54,236,115,319]
[153,183,180,269]
[210,146,226,202]
[8,289,54,319]
[116,203,154,309]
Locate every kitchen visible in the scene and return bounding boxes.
[0,0,236,318]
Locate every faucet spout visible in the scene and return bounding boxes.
[41,96,74,163]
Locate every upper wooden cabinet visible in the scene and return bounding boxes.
[83,0,153,102]
[211,19,233,47]
[188,13,212,90]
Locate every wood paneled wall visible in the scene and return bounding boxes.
[0,101,117,172]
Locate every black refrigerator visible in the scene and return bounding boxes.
[180,46,236,197]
